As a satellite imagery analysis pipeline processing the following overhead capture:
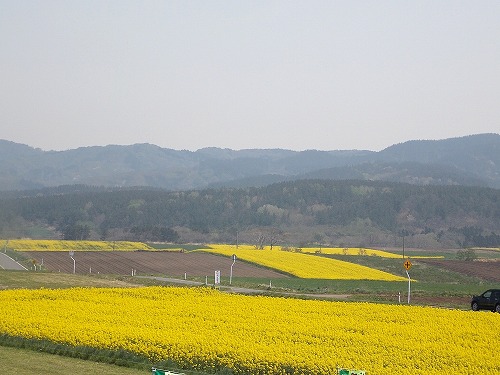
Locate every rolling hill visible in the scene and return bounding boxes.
[0,133,498,190]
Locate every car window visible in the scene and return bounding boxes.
[483,291,492,298]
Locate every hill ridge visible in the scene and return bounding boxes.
[0,133,498,190]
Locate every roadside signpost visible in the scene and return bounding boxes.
[404,259,412,271]
[69,251,75,274]
[404,259,412,304]
[229,254,236,285]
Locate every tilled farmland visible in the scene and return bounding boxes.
[22,251,288,279]
[419,259,500,282]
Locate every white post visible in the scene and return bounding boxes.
[69,251,75,274]
[214,270,221,288]
[229,254,236,285]
[406,270,411,304]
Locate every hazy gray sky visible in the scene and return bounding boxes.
[1,1,499,152]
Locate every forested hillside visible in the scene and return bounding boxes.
[1,180,498,249]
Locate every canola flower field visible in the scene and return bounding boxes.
[299,247,443,259]
[0,286,498,374]
[4,240,410,281]
[204,244,407,281]
[301,247,401,257]
[2,239,153,251]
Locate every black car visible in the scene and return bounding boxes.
[471,289,500,313]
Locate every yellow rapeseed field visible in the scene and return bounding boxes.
[0,286,497,374]
[301,246,402,257]
[205,244,406,281]
[2,239,153,251]
[299,247,442,259]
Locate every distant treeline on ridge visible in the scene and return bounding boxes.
[0,180,498,249]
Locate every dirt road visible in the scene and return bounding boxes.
[0,252,27,270]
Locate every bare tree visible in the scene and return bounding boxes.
[254,227,283,250]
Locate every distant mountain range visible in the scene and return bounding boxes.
[0,133,498,191]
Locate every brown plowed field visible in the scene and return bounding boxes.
[22,251,288,279]
[419,259,500,282]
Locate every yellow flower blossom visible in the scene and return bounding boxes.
[205,244,406,281]
[2,239,153,251]
[0,286,497,374]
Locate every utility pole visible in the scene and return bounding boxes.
[402,235,405,259]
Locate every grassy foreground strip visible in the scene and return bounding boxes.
[0,345,148,375]
[1,286,498,374]
[205,244,407,281]
[0,269,142,289]
[2,239,153,251]
[0,346,150,375]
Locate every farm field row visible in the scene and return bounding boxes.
[0,269,142,290]
[22,251,286,279]
[204,244,407,281]
[17,242,411,281]
[298,246,443,259]
[419,258,500,282]
[17,244,500,285]
[3,239,153,251]
[5,239,445,258]
[8,239,496,284]
[0,286,498,375]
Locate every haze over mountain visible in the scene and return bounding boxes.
[0,133,498,191]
